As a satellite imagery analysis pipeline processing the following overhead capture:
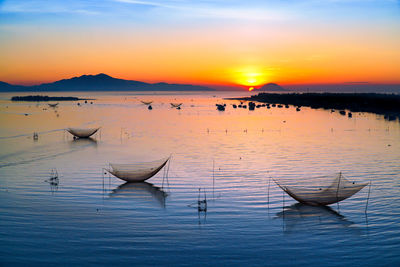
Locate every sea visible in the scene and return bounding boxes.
[0,91,399,266]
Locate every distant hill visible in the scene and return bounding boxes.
[0,81,26,91]
[0,73,215,92]
[259,83,287,91]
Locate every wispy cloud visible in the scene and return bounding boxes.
[1,0,398,20]
[0,0,100,15]
[114,0,292,21]
[114,0,174,8]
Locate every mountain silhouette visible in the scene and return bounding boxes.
[259,83,287,91]
[0,73,215,92]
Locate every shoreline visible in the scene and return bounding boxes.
[11,95,94,102]
[228,92,400,120]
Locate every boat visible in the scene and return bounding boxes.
[48,103,59,108]
[141,101,153,105]
[66,127,100,138]
[170,103,183,108]
[274,172,368,206]
[248,102,255,110]
[216,104,225,111]
[105,157,170,183]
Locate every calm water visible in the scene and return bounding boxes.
[0,91,399,266]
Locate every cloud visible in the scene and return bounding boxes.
[1,0,397,21]
[114,0,173,8]
[114,0,292,21]
[0,0,101,15]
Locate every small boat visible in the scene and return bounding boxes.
[48,103,59,108]
[105,157,170,183]
[274,172,368,206]
[170,103,183,108]
[66,127,100,138]
[141,101,153,105]
[216,104,225,111]
[248,102,256,110]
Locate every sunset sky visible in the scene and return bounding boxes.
[0,0,399,87]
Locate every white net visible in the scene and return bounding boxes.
[107,157,170,182]
[274,172,368,205]
[67,127,99,138]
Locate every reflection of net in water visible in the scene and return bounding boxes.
[45,168,59,194]
[274,173,369,205]
[275,203,357,234]
[109,182,167,208]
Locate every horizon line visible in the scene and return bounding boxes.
[2,73,400,88]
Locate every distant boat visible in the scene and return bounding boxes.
[248,102,256,110]
[216,104,225,111]
[274,172,368,206]
[66,127,100,138]
[141,101,153,105]
[105,157,170,183]
[170,103,183,108]
[48,103,59,108]
[339,110,346,116]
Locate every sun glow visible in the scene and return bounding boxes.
[233,67,269,87]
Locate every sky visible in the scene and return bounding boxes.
[0,0,399,87]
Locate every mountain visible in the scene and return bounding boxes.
[259,83,287,91]
[0,81,26,91]
[0,73,215,92]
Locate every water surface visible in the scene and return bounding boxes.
[0,91,399,266]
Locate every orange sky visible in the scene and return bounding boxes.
[1,1,399,87]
